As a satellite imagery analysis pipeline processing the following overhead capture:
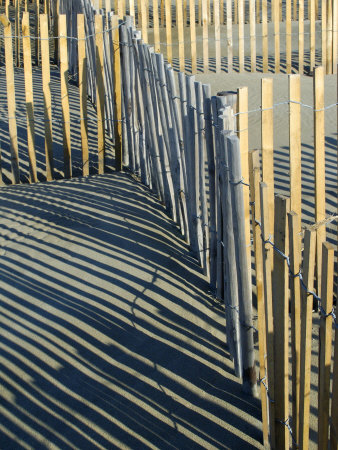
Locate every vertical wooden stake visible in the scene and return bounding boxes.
[333,0,338,73]
[40,13,54,180]
[59,14,72,178]
[238,0,244,72]
[286,0,292,73]
[288,211,302,449]
[262,0,268,72]
[165,0,172,64]
[298,229,316,450]
[177,0,184,71]
[273,195,290,450]
[273,0,280,73]
[321,0,327,70]
[140,0,148,43]
[202,0,209,72]
[330,323,338,448]
[249,0,256,72]
[95,14,105,174]
[214,0,221,73]
[237,87,251,285]
[190,0,197,73]
[314,66,326,297]
[289,74,302,226]
[0,15,20,184]
[22,12,38,183]
[260,181,276,449]
[298,0,304,74]
[112,14,122,171]
[78,14,89,177]
[53,0,59,65]
[261,78,274,237]
[310,0,316,71]
[153,0,160,53]
[249,150,269,448]
[226,0,233,72]
[35,0,40,65]
[15,0,20,67]
[318,242,334,449]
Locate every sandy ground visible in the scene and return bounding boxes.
[0,173,263,449]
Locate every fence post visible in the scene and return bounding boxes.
[286,0,291,73]
[260,181,276,448]
[111,14,123,171]
[273,195,290,449]
[40,13,54,181]
[202,0,209,72]
[298,0,304,74]
[77,13,89,177]
[95,14,105,174]
[0,14,20,184]
[228,134,257,396]
[35,0,40,65]
[214,0,221,73]
[217,109,242,379]
[330,324,338,447]
[203,84,217,288]
[238,0,244,72]
[314,66,326,298]
[318,242,334,449]
[165,0,172,64]
[226,0,233,72]
[249,150,269,447]
[249,0,256,72]
[298,229,316,450]
[189,0,197,73]
[59,14,72,179]
[288,211,301,449]
[261,78,274,238]
[22,11,38,183]
[262,0,268,72]
[14,0,20,67]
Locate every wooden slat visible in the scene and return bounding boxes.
[35,0,40,65]
[298,0,304,74]
[177,0,184,71]
[53,0,59,64]
[314,66,326,297]
[59,14,72,179]
[238,0,244,72]
[153,0,160,53]
[249,0,256,72]
[249,150,269,448]
[237,87,251,285]
[0,15,20,184]
[261,78,274,236]
[95,14,105,174]
[15,0,20,67]
[22,12,38,183]
[288,211,302,450]
[112,15,122,171]
[77,14,89,177]
[273,195,290,449]
[333,0,338,73]
[226,0,233,72]
[318,242,334,449]
[214,0,221,73]
[165,0,172,64]
[190,0,197,73]
[40,13,54,181]
[331,323,338,448]
[274,0,280,73]
[286,0,292,73]
[260,181,276,449]
[262,0,268,72]
[310,0,316,71]
[140,0,148,43]
[298,229,316,450]
[289,74,302,225]
[202,0,209,72]
[327,0,333,74]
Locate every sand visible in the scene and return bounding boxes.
[0,173,263,449]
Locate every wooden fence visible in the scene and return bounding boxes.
[1,2,338,448]
[115,15,338,446]
[90,0,338,75]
